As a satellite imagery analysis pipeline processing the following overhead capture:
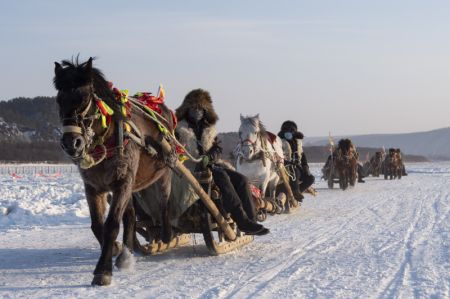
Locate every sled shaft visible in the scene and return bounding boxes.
[159,139,237,241]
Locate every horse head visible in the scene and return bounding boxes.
[53,57,119,160]
[387,148,398,164]
[337,138,355,165]
[238,114,262,160]
[374,151,383,163]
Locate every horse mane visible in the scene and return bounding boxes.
[241,116,268,139]
[338,138,353,154]
[53,57,122,119]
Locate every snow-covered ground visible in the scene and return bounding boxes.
[0,163,448,299]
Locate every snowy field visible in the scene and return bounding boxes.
[0,163,449,299]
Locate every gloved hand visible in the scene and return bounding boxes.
[207,141,222,162]
[293,131,304,139]
[195,155,210,171]
[201,155,210,169]
[293,159,302,167]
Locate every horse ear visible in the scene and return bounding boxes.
[54,62,62,75]
[86,57,93,72]
[255,113,260,119]
[85,57,94,80]
[240,114,244,122]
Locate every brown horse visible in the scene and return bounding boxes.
[53,57,175,286]
[384,148,402,180]
[326,139,358,190]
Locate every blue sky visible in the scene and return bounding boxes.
[1,0,449,136]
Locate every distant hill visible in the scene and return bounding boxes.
[217,132,428,164]
[303,128,450,160]
[0,96,437,162]
[0,96,60,142]
[0,96,67,162]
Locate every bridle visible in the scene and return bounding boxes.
[239,131,262,161]
[237,129,277,168]
[59,87,108,164]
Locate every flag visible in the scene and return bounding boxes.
[157,84,165,101]
[328,132,335,146]
[328,132,335,153]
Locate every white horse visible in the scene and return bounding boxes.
[235,114,285,201]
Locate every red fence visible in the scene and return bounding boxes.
[0,164,78,175]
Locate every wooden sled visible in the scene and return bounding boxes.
[200,212,253,255]
[133,186,254,256]
[134,228,192,255]
[253,193,284,222]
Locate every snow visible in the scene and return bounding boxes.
[0,163,449,298]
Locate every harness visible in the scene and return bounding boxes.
[237,131,283,167]
[61,91,118,169]
[61,85,201,169]
[282,139,305,181]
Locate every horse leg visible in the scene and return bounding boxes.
[84,184,107,247]
[115,201,136,270]
[158,170,173,244]
[351,167,357,186]
[92,177,133,286]
[342,170,348,190]
[338,170,344,189]
[268,174,279,200]
[268,175,284,212]
[261,176,270,199]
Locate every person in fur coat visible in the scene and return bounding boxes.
[278,120,315,201]
[175,89,269,236]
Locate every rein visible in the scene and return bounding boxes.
[238,132,280,167]
[62,84,207,169]
[61,92,115,169]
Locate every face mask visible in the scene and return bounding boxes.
[284,132,293,140]
[189,108,204,122]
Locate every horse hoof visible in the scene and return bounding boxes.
[115,247,135,270]
[91,274,112,286]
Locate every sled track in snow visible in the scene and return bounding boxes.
[0,163,449,298]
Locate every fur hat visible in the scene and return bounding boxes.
[175,89,219,125]
[281,120,298,132]
[278,120,303,139]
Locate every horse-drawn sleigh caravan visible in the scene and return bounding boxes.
[53,57,405,286]
[322,140,407,189]
[53,58,306,285]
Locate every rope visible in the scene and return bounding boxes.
[127,98,203,163]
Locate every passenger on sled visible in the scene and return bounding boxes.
[396,148,408,176]
[277,121,315,202]
[175,89,269,236]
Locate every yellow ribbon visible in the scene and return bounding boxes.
[120,89,129,117]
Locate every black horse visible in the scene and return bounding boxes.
[53,57,175,286]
